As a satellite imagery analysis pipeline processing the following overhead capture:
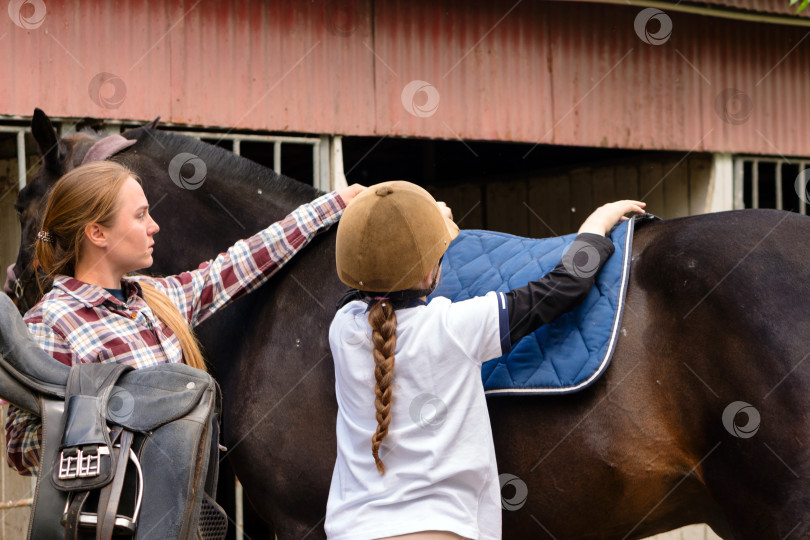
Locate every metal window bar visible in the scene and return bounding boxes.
[158,129,322,185]
[733,156,810,216]
[0,124,35,516]
[1,121,328,190]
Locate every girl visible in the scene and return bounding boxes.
[326,181,644,540]
[5,160,364,475]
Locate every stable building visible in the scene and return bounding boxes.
[1,0,808,538]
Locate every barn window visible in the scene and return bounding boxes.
[734,156,810,215]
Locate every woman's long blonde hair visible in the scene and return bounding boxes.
[35,161,206,371]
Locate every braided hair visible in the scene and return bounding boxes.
[367,299,397,474]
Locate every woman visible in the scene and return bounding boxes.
[327,181,644,539]
[5,160,364,475]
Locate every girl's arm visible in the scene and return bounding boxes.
[505,200,645,345]
[504,232,615,345]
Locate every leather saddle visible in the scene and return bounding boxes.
[0,293,228,539]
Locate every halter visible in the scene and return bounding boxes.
[5,263,33,314]
[80,135,137,165]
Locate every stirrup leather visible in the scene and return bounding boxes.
[60,432,143,537]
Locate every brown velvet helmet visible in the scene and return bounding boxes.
[336,181,460,293]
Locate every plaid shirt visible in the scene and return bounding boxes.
[5,192,345,475]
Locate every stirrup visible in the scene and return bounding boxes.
[60,446,144,535]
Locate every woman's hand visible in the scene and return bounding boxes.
[578,200,646,236]
[337,184,367,207]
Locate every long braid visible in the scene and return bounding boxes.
[368,300,397,474]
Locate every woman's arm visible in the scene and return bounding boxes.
[5,406,42,475]
[150,186,365,327]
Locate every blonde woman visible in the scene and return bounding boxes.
[5,160,364,475]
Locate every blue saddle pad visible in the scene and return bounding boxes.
[430,215,645,395]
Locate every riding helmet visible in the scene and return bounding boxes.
[336,181,459,292]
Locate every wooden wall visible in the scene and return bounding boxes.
[429,153,714,237]
[0,132,37,290]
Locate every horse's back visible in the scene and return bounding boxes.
[633,209,810,373]
[633,209,810,299]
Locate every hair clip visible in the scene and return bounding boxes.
[37,231,54,243]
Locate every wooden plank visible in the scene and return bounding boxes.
[437,184,484,229]
[528,173,571,238]
[592,165,617,208]
[663,158,691,218]
[428,183,485,230]
[0,405,34,539]
[639,160,666,218]
[486,179,529,235]
[688,155,713,215]
[569,168,595,232]
[0,157,21,292]
[615,163,640,201]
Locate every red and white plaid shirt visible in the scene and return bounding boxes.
[5,192,345,475]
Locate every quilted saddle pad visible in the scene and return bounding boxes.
[430,214,652,395]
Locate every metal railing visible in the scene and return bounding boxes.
[733,156,810,215]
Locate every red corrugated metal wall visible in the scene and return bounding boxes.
[1,0,808,155]
[663,0,810,18]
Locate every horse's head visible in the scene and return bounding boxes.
[4,109,157,313]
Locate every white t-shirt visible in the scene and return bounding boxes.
[326,292,509,540]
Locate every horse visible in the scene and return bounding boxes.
[5,108,810,539]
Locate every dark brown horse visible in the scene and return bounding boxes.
[6,109,810,539]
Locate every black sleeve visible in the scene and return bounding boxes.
[335,288,365,311]
[504,232,615,346]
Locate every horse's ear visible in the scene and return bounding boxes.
[31,108,69,177]
[122,117,160,141]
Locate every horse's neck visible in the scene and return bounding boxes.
[145,131,322,225]
[209,173,321,228]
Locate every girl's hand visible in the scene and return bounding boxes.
[436,201,453,222]
[578,200,646,236]
[338,184,367,206]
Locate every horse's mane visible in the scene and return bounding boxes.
[121,127,323,200]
